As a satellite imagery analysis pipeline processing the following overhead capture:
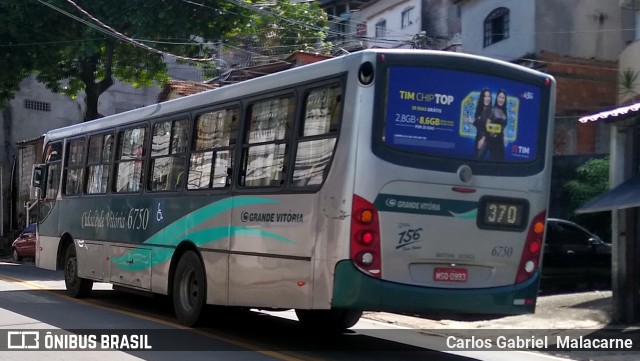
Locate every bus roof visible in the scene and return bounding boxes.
[42,49,550,143]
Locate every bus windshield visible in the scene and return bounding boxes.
[383,66,543,163]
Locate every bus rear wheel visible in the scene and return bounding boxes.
[295,309,362,331]
[64,245,93,298]
[173,251,206,326]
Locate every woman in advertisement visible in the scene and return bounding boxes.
[469,87,493,159]
[486,89,507,161]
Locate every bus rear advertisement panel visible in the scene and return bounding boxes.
[385,66,543,163]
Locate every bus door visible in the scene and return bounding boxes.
[33,141,63,269]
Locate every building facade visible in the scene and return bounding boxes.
[319,0,461,51]
[0,58,201,239]
[456,0,632,156]
[352,0,461,50]
[574,0,640,323]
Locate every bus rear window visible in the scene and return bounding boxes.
[383,66,542,163]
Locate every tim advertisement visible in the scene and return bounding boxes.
[384,66,542,163]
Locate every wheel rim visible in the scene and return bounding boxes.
[178,266,198,312]
[12,249,18,261]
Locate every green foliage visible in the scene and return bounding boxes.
[618,68,639,101]
[0,0,330,120]
[247,0,330,55]
[565,157,611,242]
[565,157,609,210]
[0,0,250,120]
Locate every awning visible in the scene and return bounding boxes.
[577,176,640,213]
[578,102,640,123]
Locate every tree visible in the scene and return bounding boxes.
[565,157,611,242]
[199,1,329,82]
[0,0,250,121]
[618,68,639,104]
[245,0,330,56]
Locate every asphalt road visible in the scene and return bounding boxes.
[0,260,629,361]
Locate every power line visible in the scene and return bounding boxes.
[36,0,216,62]
[220,0,409,46]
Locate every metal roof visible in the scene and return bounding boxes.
[578,102,640,123]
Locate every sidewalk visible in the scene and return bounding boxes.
[362,290,639,360]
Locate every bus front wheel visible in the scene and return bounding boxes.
[64,245,93,298]
[173,251,206,326]
[295,309,362,331]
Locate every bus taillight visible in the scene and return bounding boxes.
[351,195,381,278]
[516,211,546,284]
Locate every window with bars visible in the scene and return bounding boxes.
[375,20,387,38]
[401,7,414,29]
[483,7,510,47]
[24,99,51,112]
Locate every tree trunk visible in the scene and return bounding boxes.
[81,44,115,122]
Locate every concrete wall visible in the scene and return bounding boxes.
[351,0,460,50]
[536,0,628,61]
[459,0,629,61]
[618,39,640,103]
[357,0,422,49]
[458,0,536,60]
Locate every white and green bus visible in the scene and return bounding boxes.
[31,49,555,328]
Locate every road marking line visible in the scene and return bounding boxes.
[0,273,320,361]
[0,274,51,290]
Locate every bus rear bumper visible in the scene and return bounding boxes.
[331,260,539,315]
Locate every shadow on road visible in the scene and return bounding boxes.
[0,279,475,361]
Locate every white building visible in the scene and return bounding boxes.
[456,0,630,62]
[351,0,461,50]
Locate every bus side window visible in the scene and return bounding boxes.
[293,85,342,187]
[63,138,86,196]
[188,108,238,190]
[114,126,147,193]
[241,96,294,187]
[149,119,188,192]
[86,133,113,194]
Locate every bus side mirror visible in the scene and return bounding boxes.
[32,164,48,199]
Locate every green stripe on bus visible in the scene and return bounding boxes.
[374,193,478,218]
[143,197,278,246]
[448,209,478,219]
[111,197,295,271]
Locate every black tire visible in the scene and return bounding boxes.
[295,309,363,331]
[64,245,93,298]
[173,251,206,326]
[12,249,22,262]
